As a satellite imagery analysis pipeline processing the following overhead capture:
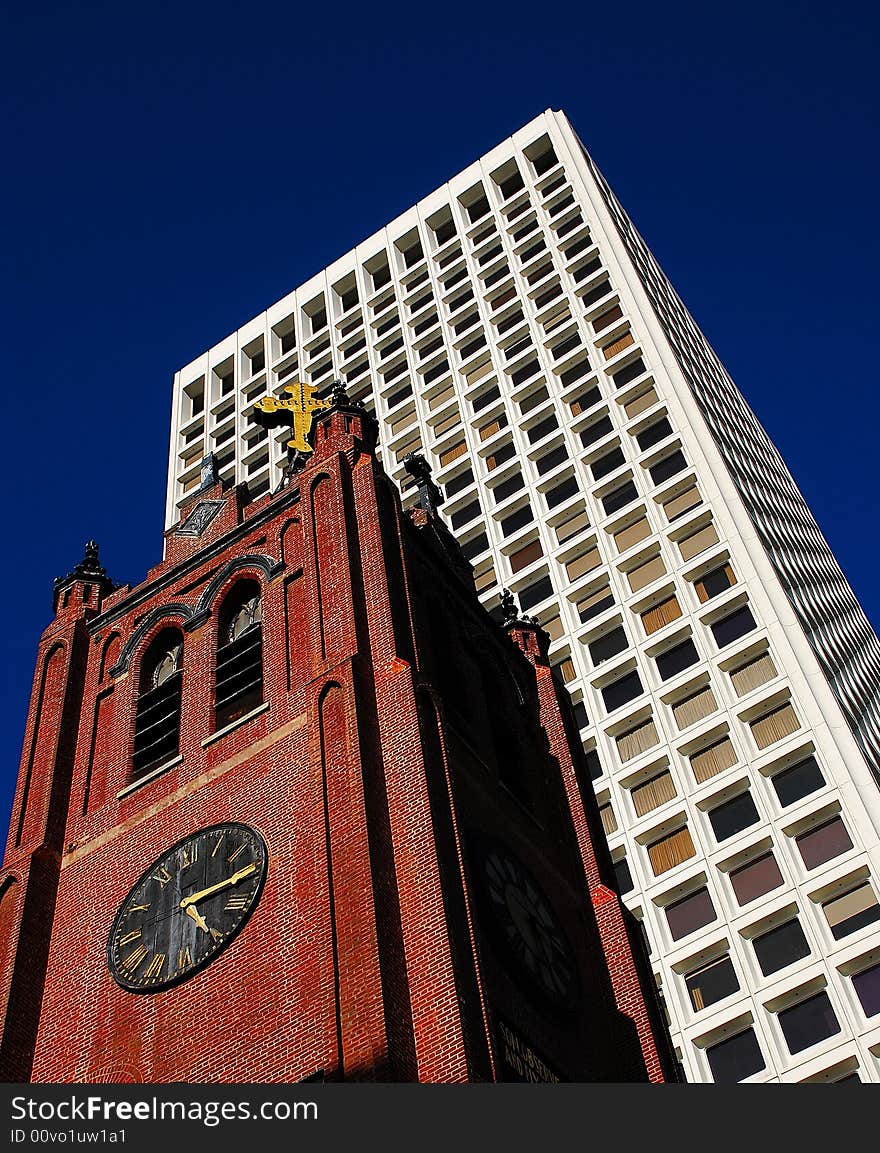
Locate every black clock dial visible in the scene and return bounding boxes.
[483,848,577,1004]
[107,822,267,993]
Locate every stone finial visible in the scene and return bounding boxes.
[55,540,110,586]
[499,587,540,629]
[500,587,519,625]
[403,452,444,516]
[53,540,118,610]
[329,378,352,409]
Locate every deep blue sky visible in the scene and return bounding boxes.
[2,1,878,835]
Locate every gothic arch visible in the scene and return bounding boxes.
[108,603,193,677]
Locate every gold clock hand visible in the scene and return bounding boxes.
[184,905,210,933]
[179,863,257,909]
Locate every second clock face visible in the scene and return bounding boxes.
[107,822,267,993]
[482,848,577,1005]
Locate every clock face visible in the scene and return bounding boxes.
[482,848,577,1004]
[107,822,267,993]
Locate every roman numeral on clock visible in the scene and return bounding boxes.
[144,954,166,981]
[179,843,198,869]
[152,866,173,888]
[118,929,142,946]
[120,944,149,972]
[225,895,248,911]
[177,946,192,972]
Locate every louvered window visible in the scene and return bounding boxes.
[133,628,183,778]
[216,583,263,729]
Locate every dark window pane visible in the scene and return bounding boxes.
[706,1029,765,1084]
[591,447,625,480]
[433,218,456,245]
[492,473,524,503]
[730,853,784,905]
[656,638,699,681]
[526,414,558,443]
[612,358,645,388]
[572,701,589,730]
[778,992,840,1055]
[467,194,490,222]
[578,590,615,622]
[519,576,553,611]
[450,501,481,530]
[575,258,602,285]
[532,145,558,174]
[500,506,533,536]
[589,627,628,666]
[635,418,672,450]
[601,480,638,515]
[711,606,756,647]
[709,792,760,842]
[563,235,591,260]
[601,671,643,712]
[580,415,614,447]
[613,857,634,895]
[560,359,592,388]
[753,920,810,976]
[512,360,541,388]
[445,468,474,498]
[537,446,569,475]
[853,964,880,1017]
[498,170,524,199]
[796,818,853,870]
[685,956,739,1011]
[666,888,716,941]
[585,748,603,781]
[649,450,687,485]
[545,477,580,508]
[460,533,488,561]
[772,757,825,807]
[550,332,581,360]
[487,442,516,470]
[698,565,734,599]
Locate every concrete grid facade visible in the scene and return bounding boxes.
[166,109,880,1083]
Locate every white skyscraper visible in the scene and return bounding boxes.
[166,110,880,1082]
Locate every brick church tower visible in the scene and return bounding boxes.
[0,383,675,1082]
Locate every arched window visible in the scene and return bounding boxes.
[215,580,263,728]
[132,627,183,778]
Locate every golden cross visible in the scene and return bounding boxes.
[253,381,332,454]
